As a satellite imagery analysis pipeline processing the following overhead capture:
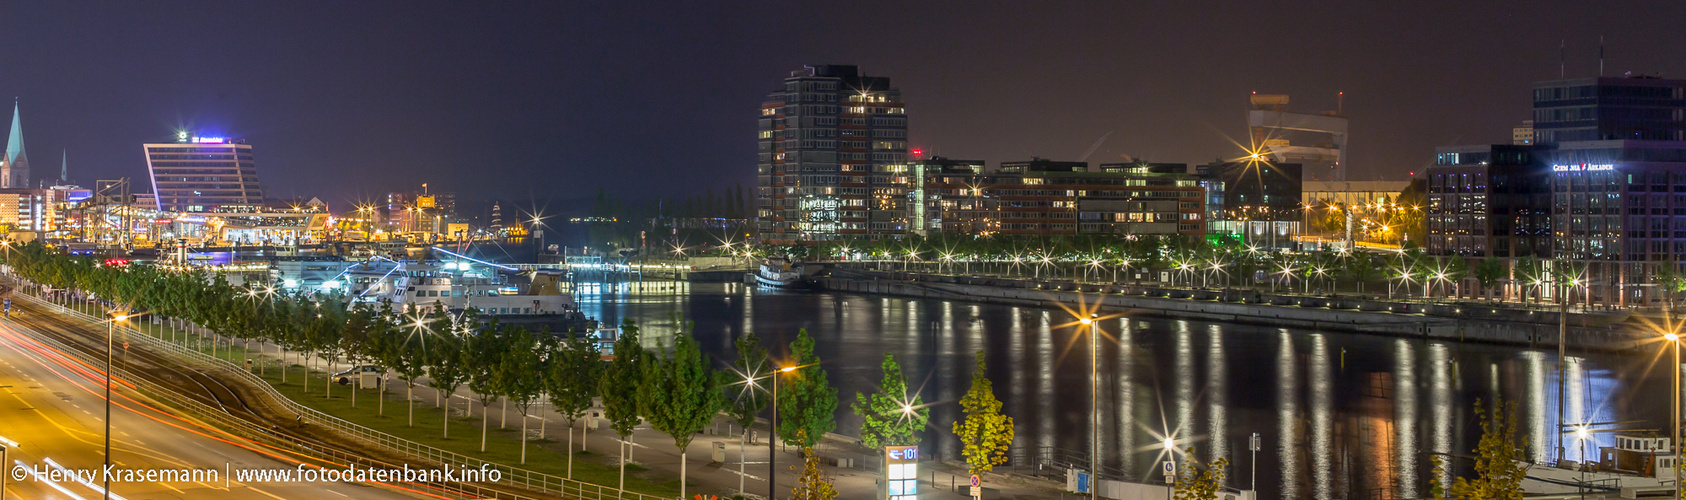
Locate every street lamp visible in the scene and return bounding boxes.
[0,435,16,500]
[1163,436,1177,500]
[106,312,128,500]
[1668,331,1681,497]
[769,365,796,500]
[1079,313,1099,500]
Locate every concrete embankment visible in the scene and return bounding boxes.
[813,273,1645,351]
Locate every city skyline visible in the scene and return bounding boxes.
[0,3,1683,203]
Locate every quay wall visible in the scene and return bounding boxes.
[812,275,1645,352]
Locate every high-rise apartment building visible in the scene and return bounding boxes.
[757,65,909,243]
[144,134,264,212]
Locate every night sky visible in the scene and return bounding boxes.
[4,2,1683,207]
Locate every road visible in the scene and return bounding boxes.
[0,317,428,500]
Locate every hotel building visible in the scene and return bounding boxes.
[144,134,265,212]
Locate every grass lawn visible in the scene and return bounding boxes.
[38,296,683,498]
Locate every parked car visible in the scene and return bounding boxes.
[333,365,385,388]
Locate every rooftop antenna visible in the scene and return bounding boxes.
[1599,36,1605,77]
[1337,91,1344,115]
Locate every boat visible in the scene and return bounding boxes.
[1521,432,1679,495]
[754,257,807,288]
[335,249,580,319]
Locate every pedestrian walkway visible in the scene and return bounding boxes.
[325,356,1068,499]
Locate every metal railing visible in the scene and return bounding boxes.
[8,310,540,500]
[15,290,666,500]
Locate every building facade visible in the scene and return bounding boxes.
[906,157,988,236]
[1513,120,1535,145]
[1426,144,1552,257]
[1531,76,1686,144]
[1199,160,1303,247]
[1425,75,1686,306]
[1548,140,1686,304]
[925,159,1204,237]
[144,135,264,212]
[756,65,909,243]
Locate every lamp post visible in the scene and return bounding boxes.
[0,435,14,500]
[1668,331,1681,498]
[1163,437,1177,500]
[106,312,127,500]
[1079,313,1099,500]
[769,365,795,500]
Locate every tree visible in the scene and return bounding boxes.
[424,313,470,439]
[1171,448,1230,500]
[777,329,837,450]
[852,353,928,449]
[1474,258,1506,302]
[639,325,725,500]
[547,329,602,478]
[393,313,433,427]
[953,350,1013,477]
[1657,264,1686,314]
[1430,399,1528,500]
[726,332,771,493]
[598,318,648,493]
[499,326,547,464]
[462,318,506,452]
[789,430,839,500]
[1515,256,1543,304]
[1346,254,1382,294]
[1395,179,1428,244]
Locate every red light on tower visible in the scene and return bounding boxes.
[911,148,924,158]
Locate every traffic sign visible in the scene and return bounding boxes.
[1249,432,1261,451]
[970,485,982,497]
[970,475,980,487]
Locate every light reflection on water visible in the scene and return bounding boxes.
[572,283,1668,500]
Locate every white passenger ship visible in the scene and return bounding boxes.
[336,248,578,317]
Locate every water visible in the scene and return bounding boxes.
[573,280,1673,500]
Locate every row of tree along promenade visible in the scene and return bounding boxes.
[730,233,1686,312]
[0,240,1051,500]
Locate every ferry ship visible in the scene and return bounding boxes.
[754,257,806,288]
[330,248,581,319]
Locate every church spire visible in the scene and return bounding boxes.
[6,100,25,168]
[2,100,27,189]
[60,149,67,184]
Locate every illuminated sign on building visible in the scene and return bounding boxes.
[1551,163,1615,172]
[416,195,436,208]
[885,445,919,500]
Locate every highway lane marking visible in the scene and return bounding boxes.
[248,486,288,500]
[327,488,351,497]
[0,328,248,477]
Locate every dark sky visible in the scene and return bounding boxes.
[4,2,1683,206]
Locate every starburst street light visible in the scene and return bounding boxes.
[726,363,808,500]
